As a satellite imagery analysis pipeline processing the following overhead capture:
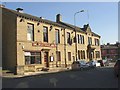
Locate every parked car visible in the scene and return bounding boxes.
[78,60,89,69]
[71,60,89,70]
[98,60,104,67]
[97,59,109,67]
[71,61,80,70]
[86,60,96,68]
[114,59,120,77]
[103,59,109,66]
[87,60,100,68]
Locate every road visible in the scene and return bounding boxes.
[2,66,119,88]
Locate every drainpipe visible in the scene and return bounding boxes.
[64,28,67,68]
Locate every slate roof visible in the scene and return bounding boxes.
[2,7,100,37]
[2,7,67,29]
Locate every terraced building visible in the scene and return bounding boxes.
[2,6,101,75]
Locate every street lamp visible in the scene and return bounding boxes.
[74,10,85,61]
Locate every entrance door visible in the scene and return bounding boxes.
[44,52,49,67]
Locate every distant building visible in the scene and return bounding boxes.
[101,42,120,60]
[2,6,101,75]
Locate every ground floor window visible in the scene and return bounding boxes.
[95,51,100,58]
[81,50,85,59]
[68,52,71,61]
[78,50,81,59]
[24,52,41,65]
[56,51,61,61]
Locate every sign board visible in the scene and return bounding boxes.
[50,56,54,62]
[32,42,56,48]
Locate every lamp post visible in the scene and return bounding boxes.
[74,10,84,61]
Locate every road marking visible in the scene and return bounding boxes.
[15,82,29,88]
[49,78,58,87]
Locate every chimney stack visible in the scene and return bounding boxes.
[0,4,5,8]
[16,8,23,13]
[56,14,62,23]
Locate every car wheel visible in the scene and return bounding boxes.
[114,71,118,78]
[116,74,119,77]
[80,67,83,71]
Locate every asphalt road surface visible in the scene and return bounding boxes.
[2,66,119,88]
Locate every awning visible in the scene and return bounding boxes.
[24,52,31,56]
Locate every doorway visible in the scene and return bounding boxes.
[44,52,49,67]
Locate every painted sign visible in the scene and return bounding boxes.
[32,42,56,48]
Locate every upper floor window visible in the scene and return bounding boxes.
[81,35,84,44]
[43,26,48,42]
[27,23,34,41]
[79,35,84,44]
[55,29,60,44]
[67,32,71,45]
[88,37,92,45]
[95,39,99,46]
[77,34,80,43]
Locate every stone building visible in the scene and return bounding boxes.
[101,42,120,60]
[2,6,101,74]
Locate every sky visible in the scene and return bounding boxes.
[3,2,118,44]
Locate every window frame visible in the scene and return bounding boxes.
[43,26,48,42]
[56,51,61,61]
[25,52,42,65]
[55,29,60,44]
[68,52,71,61]
[27,23,34,41]
[67,32,71,45]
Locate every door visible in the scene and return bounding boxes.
[44,52,49,67]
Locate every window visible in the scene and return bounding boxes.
[95,51,100,58]
[77,34,80,43]
[79,35,84,44]
[88,37,92,45]
[67,32,71,45]
[25,52,41,65]
[107,49,109,54]
[94,39,96,45]
[56,51,61,61]
[43,26,48,42]
[27,23,34,41]
[68,52,71,61]
[55,29,60,44]
[83,51,85,59]
[81,35,84,44]
[81,50,85,59]
[95,39,99,46]
[80,35,82,44]
[78,50,81,59]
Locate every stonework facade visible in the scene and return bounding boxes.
[2,7,101,75]
[101,42,120,60]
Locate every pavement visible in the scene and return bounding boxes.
[1,67,70,78]
[1,62,115,78]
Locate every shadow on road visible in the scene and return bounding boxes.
[2,66,119,88]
